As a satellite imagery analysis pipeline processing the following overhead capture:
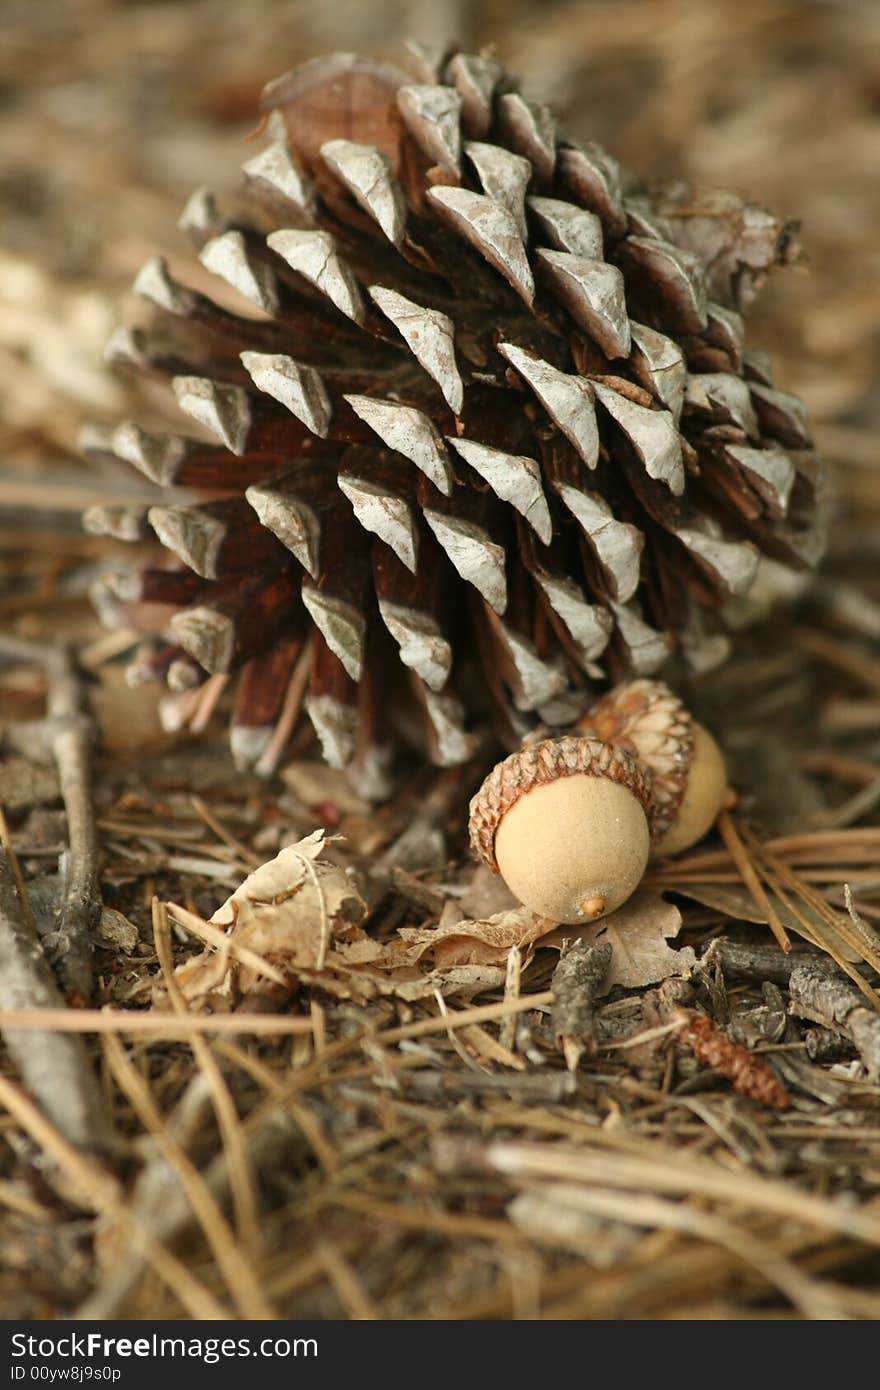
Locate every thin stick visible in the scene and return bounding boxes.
[315,1240,379,1320]
[433,989,487,1073]
[254,642,312,777]
[189,673,228,734]
[189,796,261,867]
[46,643,102,1001]
[745,840,880,1009]
[499,945,522,1053]
[380,991,554,1046]
[764,847,880,978]
[517,1182,844,1320]
[480,1140,880,1250]
[0,989,553,1045]
[606,1018,686,1051]
[0,1007,316,1036]
[794,626,880,695]
[77,1076,301,1320]
[717,812,791,952]
[212,1038,339,1174]
[651,827,880,875]
[0,851,112,1152]
[165,899,287,987]
[0,636,101,1002]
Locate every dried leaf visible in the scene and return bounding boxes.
[398,905,554,968]
[541,891,696,991]
[172,830,367,1004]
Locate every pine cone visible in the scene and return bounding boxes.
[84,45,824,796]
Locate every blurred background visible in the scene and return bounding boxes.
[0,0,878,605]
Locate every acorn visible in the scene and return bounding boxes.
[468,734,653,924]
[578,678,728,856]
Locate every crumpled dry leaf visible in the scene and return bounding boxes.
[162,829,520,1008]
[171,835,689,1010]
[171,830,368,1006]
[398,904,556,968]
[541,891,697,992]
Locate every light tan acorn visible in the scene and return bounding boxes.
[577,679,728,857]
[468,735,654,925]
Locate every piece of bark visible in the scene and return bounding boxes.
[0,851,112,1152]
[728,982,787,1048]
[804,1026,852,1064]
[705,937,797,986]
[788,956,880,1080]
[550,940,612,1070]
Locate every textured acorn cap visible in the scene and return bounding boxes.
[577,678,693,842]
[469,734,653,868]
[468,734,653,923]
[578,678,727,854]
[651,720,727,857]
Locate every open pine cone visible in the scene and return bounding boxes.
[84,45,824,796]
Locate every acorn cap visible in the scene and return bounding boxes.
[577,679,694,843]
[468,733,654,873]
[651,720,728,857]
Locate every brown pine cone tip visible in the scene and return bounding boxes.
[577,678,693,841]
[84,43,825,797]
[468,733,653,873]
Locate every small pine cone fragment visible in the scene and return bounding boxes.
[88,45,825,790]
[676,1009,791,1110]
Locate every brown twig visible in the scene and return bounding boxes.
[704,938,797,987]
